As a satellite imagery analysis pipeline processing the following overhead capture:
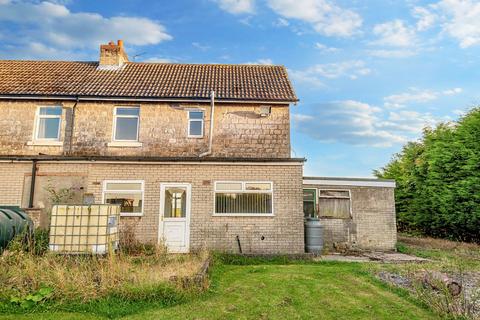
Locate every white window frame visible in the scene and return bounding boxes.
[102,180,144,217]
[34,106,62,141]
[188,110,204,138]
[112,106,140,142]
[213,181,274,217]
[318,188,352,219]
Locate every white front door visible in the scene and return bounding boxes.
[159,183,191,253]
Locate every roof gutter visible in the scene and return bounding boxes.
[199,91,215,157]
[0,155,306,163]
[0,94,298,105]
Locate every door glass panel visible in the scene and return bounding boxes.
[164,187,186,218]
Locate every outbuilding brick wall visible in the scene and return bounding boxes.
[0,161,304,254]
[303,183,397,251]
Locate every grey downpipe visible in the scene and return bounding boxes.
[199,91,215,157]
[28,160,38,208]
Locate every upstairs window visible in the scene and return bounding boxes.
[318,189,351,219]
[35,106,62,140]
[113,107,139,141]
[188,111,204,137]
[214,182,273,215]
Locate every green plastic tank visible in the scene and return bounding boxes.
[0,206,34,250]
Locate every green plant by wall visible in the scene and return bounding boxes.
[10,287,53,309]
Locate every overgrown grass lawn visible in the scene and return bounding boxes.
[2,261,440,319]
[130,262,437,320]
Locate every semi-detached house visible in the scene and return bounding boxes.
[0,40,305,253]
[0,40,398,253]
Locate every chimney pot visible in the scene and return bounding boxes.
[117,40,123,48]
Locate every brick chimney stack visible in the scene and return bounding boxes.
[98,40,129,69]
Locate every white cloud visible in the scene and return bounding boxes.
[289,60,371,86]
[384,87,463,109]
[452,108,466,116]
[266,0,362,37]
[443,87,462,95]
[0,1,172,59]
[292,100,407,147]
[293,100,449,147]
[142,56,175,63]
[314,42,340,53]
[214,0,255,14]
[372,20,417,47]
[380,110,437,134]
[384,89,437,109]
[413,0,480,48]
[273,17,290,27]
[412,6,437,31]
[244,58,274,65]
[192,42,211,51]
[367,49,417,58]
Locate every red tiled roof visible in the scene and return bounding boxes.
[0,60,298,102]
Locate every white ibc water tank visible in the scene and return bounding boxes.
[49,204,120,254]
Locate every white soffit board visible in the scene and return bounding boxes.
[303,178,396,188]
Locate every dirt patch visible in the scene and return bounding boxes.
[364,252,430,263]
[377,270,480,319]
[316,252,429,263]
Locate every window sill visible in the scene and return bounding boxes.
[187,135,204,139]
[120,213,143,217]
[212,213,275,217]
[27,140,63,146]
[107,141,143,148]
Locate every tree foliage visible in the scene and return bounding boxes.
[375,107,480,242]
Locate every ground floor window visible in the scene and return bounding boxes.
[214,181,273,215]
[318,189,351,219]
[303,189,317,218]
[102,180,144,216]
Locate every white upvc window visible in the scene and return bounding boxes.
[213,181,274,216]
[188,110,204,137]
[113,107,140,142]
[34,106,62,141]
[102,180,144,217]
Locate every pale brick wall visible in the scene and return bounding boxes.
[303,183,397,251]
[0,162,31,205]
[0,100,290,158]
[0,161,304,254]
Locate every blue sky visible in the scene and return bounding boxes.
[1,0,479,177]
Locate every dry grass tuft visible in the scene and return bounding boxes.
[0,249,208,303]
[0,229,209,304]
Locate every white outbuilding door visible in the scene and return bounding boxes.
[159,183,191,253]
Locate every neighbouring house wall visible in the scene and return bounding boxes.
[303,183,397,251]
[0,161,304,254]
[0,100,290,158]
